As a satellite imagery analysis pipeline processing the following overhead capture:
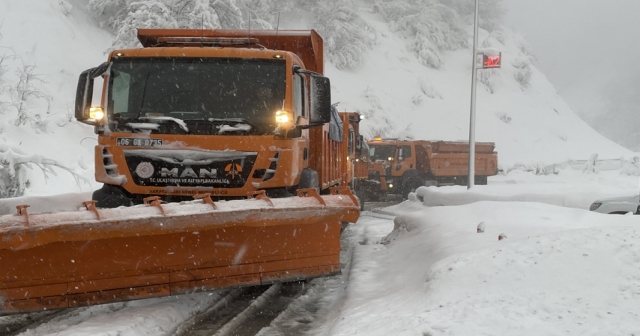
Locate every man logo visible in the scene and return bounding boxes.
[224,163,243,179]
[136,162,154,179]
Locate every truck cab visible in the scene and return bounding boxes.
[75,29,339,207]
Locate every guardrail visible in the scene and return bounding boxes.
[506,154,640,175]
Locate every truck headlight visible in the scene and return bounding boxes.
[589,202,602,211]
[275,110,292,124]
[274,110,294,136]
[89,107,105,121]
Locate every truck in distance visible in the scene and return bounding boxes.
[363,138,498,200]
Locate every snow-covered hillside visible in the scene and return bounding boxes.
[0,0,634,197]
[0,0,111,196]
[323,9,632,167]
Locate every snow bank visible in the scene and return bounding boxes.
[416,169,640,210]
[0,191,92,215]
[326,169,640,335]
[331,200,640,335]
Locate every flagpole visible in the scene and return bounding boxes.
[468,0,480,189]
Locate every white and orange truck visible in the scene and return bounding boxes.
[364,138,498,199]
[0,29,361,314]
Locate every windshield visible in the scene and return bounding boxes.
[107,58,285,134]
[369,145,397,162]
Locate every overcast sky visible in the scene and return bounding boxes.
[504,0,640,150]
[504,0,640,90]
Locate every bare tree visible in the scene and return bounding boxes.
[11,63,51,126]
[0,47,16,113]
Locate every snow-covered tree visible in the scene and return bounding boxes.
[512,57,532,87]
[440,0,505,32]
[620,157,640,176]
[375,0,468,69]
[481,30,505,48]
[477,68,499,93]
[243,0,296,29]
[0,47,15,114]
[0,144,88,198]
[11,64,51,127]
[303,0,375,70]
[111,1,178,49]
[89,0,246,50]
[87,0,129,32]
[90,0,376,68]
[513,34,535,62]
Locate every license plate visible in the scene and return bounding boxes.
[116,138,163,147]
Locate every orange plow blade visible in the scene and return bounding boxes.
[0,188,359,315]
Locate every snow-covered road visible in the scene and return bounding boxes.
[2,169,640,335]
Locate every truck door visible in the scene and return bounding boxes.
[393,145,412,175]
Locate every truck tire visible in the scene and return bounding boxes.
[298,168,319,189]
[401,170,423,199]
[475,175,488,185]
[359,180,380,202]
[353,181,365,211]
[402,178,424,200]
[93,184,134,208]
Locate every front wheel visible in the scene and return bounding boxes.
[474,175,488,185]
[402,179,424,200]
[353,182,365,211]
[93,184,135,208]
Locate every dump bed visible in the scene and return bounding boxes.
[427,141,498,177]
[430,141,495,154]
[137,29,324,74]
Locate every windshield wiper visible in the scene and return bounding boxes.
[208,118,259,134]
[140,116,190,132]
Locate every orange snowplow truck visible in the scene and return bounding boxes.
[0,29,360,315]
[364,139,498,199]
[342,112,370,209]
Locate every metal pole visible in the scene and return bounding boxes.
[468,0,480,189]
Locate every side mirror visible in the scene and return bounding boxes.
[355,135,363,151]
[356,135,368,156]
[309,75,331,125]
[75,62,109,126]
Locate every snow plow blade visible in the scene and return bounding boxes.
[0,188,359,315]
